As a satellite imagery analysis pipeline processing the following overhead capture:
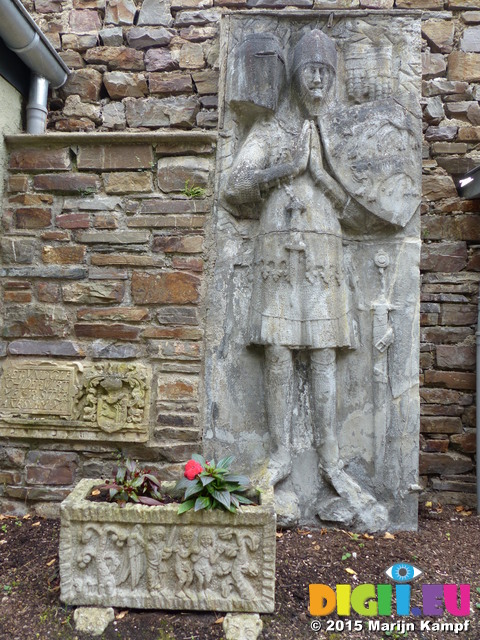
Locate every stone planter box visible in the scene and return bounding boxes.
[59,478,276,613]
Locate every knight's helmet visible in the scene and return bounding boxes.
[290,29,337,88]
[229,32,286,115]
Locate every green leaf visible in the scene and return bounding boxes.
[224,474,249,485]
[235,494,253,505]
[151,487,162,500]
[138,496,162,505]
[126,459,137,473]
[177,499,195,514]
[206,483,216,495]
[194,496,211,511]
[191,453,206,467]
[131,475,144,488]
[217,455,235,470]
[184,481,203,500]
[173,477,191,492]
[103,482,121,491]
[116,466,126,484]
[341,552,351,561]
[231,494,239,508]
[224,482,243,492]
[144,474,161,487]
[129,493,139,503]
[200,475,215,487]
[212,489,231,510]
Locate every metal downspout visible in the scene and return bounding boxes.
[0,0,69,132]
[0,0,68,87]
[26,75,50,134]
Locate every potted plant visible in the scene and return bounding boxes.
[59,455,276,613]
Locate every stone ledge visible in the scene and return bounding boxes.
[230,7,423,15]
[5,130,218,149]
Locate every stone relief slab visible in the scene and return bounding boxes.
[60,479,276,613]
[205,11,422,531]
[0,360,151,442]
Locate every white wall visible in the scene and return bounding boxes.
[0,77,22,204]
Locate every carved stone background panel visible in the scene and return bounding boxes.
[0,360,151,442]
[205,11,422,531]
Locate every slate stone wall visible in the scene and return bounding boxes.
[0,0,479,514]
[0,133,214,516]
[420,8,480,505]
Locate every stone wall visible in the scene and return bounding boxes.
[0,132,215,515]
[0,0,479,514]
[420,9,480,506]
[30,0,221,133]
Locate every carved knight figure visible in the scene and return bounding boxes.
[224,29,386,525]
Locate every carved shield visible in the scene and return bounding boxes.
[97,395,128,432]
[321,98,421,228]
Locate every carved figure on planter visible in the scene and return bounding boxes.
[120,524,146,589]
[76,524,117,597]
[213,527,260,600]
[174,527,196,597]
[224,29,385,524]
[216,528,241,598]
[230,531,260,601]
[191,529,218,590]
[146,527,172,593]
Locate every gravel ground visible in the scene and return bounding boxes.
[0,502,479,640]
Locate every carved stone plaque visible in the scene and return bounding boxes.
[0,362,75,417]
[0,360,151,442]
[205,11,422,531]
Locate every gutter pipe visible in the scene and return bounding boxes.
[27,76,50,134]
[0,0,69,132]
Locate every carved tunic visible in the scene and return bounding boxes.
[225,117,354,349]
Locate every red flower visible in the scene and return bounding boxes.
[184,459,203,480]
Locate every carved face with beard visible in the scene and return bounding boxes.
[294,62,335,116]
[291,29,337,117]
